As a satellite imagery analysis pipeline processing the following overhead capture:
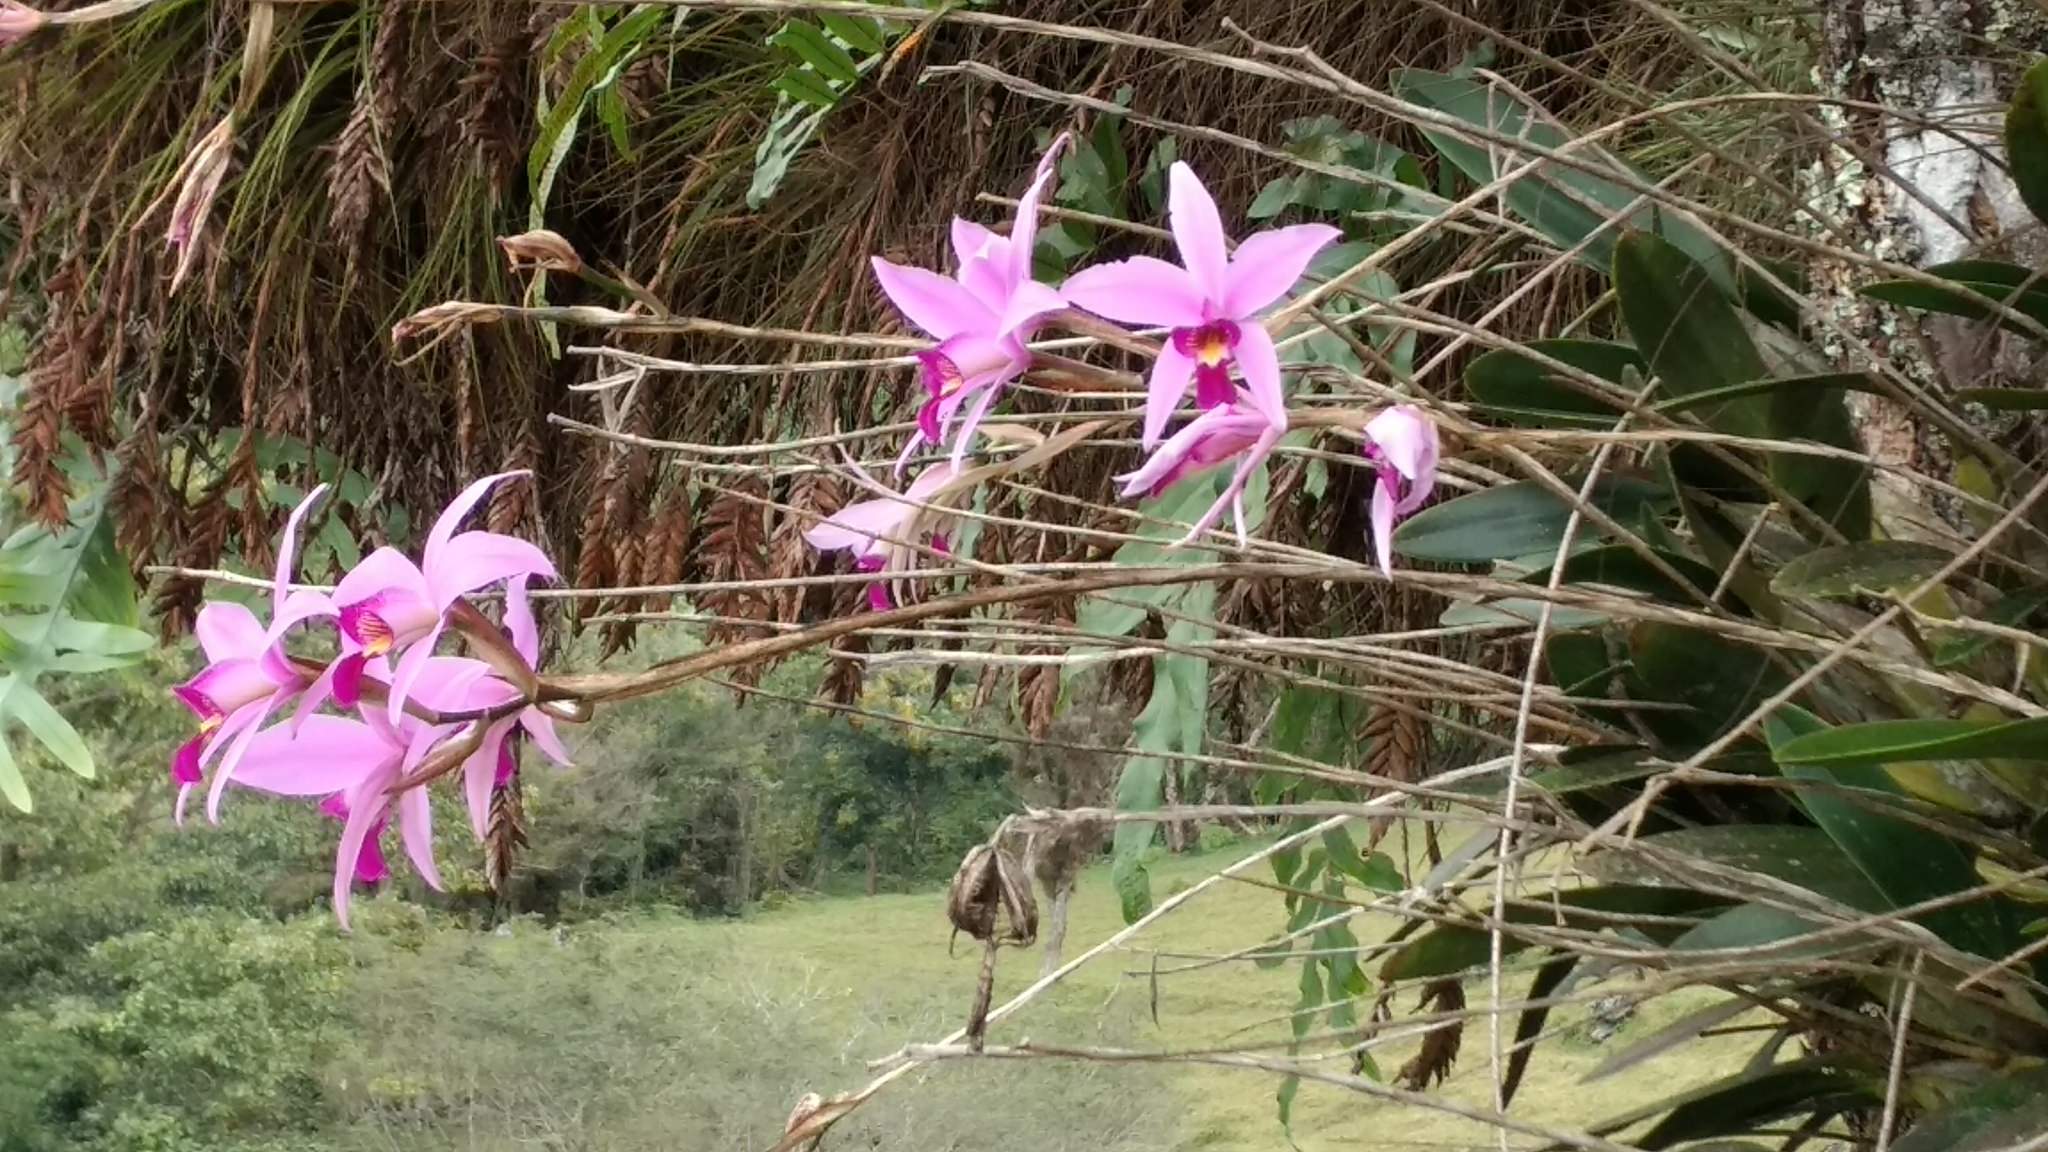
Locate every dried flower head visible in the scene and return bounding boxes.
[945,842,1038,947]
[497,229,584,276]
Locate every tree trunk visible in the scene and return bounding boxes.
[1815,1,2045,536]
[865,843,878,896]
[1161,764,1187,853]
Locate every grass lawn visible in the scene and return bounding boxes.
[325,836,1760,1150]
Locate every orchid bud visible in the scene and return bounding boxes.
[497,229,584,276]
[0,1,44,45]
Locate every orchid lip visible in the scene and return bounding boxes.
[173,683,219,723]
[341,603,395,654]
[917,349,965,399]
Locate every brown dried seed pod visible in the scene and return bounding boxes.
[945,842,1038,948]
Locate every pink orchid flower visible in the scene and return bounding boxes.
[169,485,335,824]
[228,711,449,931]
[329,471,554,727]
[1,0,45,45]
[805,462,959,611]
[1062,162,1339,450]
[872,137,1070,472]
[447,578,572,842]
[1362,404,1440,577]
[1116,392,1285,549]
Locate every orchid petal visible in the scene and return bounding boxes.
[805,496,910,556]
[871,257,997,341]
[1005,135,1067,285]
[205,687,293,824]
[948,379,1005,473]
[399,654,503,715]
[181,657,282,717]
[383,618,446,727]
[264,587,337,647]
[331,779,391,932]
[330,653,368,709]
[194,601,266,662]
[1174,426,1283,547]
[1141,340,1199,450]
[198,697,265,773]
[994,278,1066,339]
[174,783,195,826]
[1365,405,1440,511]
[951,218,999,268]
[399,768,444,890]
[1115,406,1248,498]
[1370,479,1397,577]
[334,546,430,607]
[465,719,515,841]
[1167,162,1229,302]
[1059,256,1206,328]
[425,471,528,571]
[1221,224,1342,318]
[290,660,339,734]
[428,531,556,607]
[231,715,388,795]
[521,708,573,767]
[273,483,330,617]
[1232,322,1287,427]
[504,575,540,665]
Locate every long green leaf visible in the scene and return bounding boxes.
[1463,340,1642,428]
[1585,1056,1879,1147]
[1893,1062,2048,1152]
[1774,715,2048,768]
[1392,474,1671,564]
[7,677,93,780]
[1770,540,1954,599]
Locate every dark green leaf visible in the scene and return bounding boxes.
[1379,886,1725,981]
[1613,233,1767,431]
[1464,340,1642,428]
[1670,904,1844,959]
[1765,706,2017,959]
[1771,540,1954,599]
[1628,622,1785,743]
[1523,544,1721,606]
[1393,475,1672,563]
[2004,57,2048,228]
[1502,955,1576,1107]
[1590,824,1887,909]
[1649,372,1885,416]
[1955,387,2048,411]
[1862,269,2048,335]
[1933,586,2048,668]
[1583,996,1753,1083]
[1773,715,2048,768]
[1893,1062,2048,1152]
[771,69,840,109]
[1587,1057,1880,1148]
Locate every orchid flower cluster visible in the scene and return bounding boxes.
[170,473,570,930]
[169,141,1441,931]
[807,136,1440,605]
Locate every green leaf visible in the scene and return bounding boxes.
[1592,825,1887,909]
[1892,1062,2048,1152]
[0,736,25,812]
[6,677,93,779]
[1587,1057,1880,1148]
[1378,886,1725,981]
[771,70,840,109]
[1862,264,2048,335]
[1464,340,1643,428]
[769,20,860,86]
[1765,706,2017,959]
[1649,371,1885,416]
[2004,57,2048,228]
[1933,586,2048,669]
[1392,474,1671,564]
[1613,233,1768,430]
[1955,387,2048,411]
[1502,955,1576,1106]
[1628,622,1785,743]
[817,12,885,55]
[1392,70,1738,299]
[1671,904,1844,959]
[1773,715,2048,768]
[1770,540,1953,599]
[1521,544,1722,606]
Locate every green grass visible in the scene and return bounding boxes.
[321,841,1761,1151]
